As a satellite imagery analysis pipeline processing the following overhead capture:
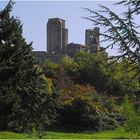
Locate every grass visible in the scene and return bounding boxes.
[0,131,32,139]
[0,127,139,139]
[42,127,132,139]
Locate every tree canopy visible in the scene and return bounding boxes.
[0,0,59,132]
[84,0,140,73]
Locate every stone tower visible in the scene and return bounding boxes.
[47,18,68,55]
[85,27,100,52]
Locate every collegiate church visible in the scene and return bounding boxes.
[34,18,106,65]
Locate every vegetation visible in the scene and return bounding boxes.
[0,127,137,139]
[57,84,122,131]
[0,132,32,139]
[0,0,140,138]
[43,52,140,135]
[0,0,59,132]
[122,95,140,137]
[84,0,140,72]
[43,128,135,139]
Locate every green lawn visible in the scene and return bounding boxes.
[0,132,32,139]
[0,127,139,139]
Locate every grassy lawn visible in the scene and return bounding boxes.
[0,131,32,139]
[0,127,139,139]
[42,127,132,139]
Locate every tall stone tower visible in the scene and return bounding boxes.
[47,18,68,55]
[85,27,100,52]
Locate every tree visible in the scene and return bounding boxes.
[84,0,140,73]
[58,84,122,131]
[60,52,140,97]
[73,52,109,93]
[0,0,59,132]
[118,0,140,14]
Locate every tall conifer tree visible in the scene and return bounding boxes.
[0,0,58,132]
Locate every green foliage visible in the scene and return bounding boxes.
[43,127,134,139]
[117,0,140,15]
[122,95,140,138]
[0,131,33,139]
[84,0,140,72]
[106,61,140,97]
[60,52,109,93]
[2,0,139,133]
[43,58,74,91]
[61,55,79,76]
[58,84,122,131]
[59,52,140,97]
[0,127,137,139]
[0,1,59,132]
[42,51,140,132]
[43,60,59,79]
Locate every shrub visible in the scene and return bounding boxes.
[122,95,140,138]
[58,84,122,131]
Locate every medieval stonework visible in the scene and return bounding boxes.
[47,18,68,55]
[34,17,107,65]
[66,43,91,58]
[85,28,100,52]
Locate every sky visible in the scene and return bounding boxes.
[0,0,140,56]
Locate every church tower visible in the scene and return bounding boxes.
[47,18,68,55]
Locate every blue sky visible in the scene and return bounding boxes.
[0,1,140,56]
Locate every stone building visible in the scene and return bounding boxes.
[47,18,68,55]
[66,43,90,58]
[33,51,61,65]
[33,51,47,65]
[85,27,100,52]
[34,18,107,65]
[65,27,107,58]
[34,18,68,65]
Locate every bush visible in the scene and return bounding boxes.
[122,95,140,138]
[57,84,122,131]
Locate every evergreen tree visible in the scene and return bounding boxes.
[0,0,58,132]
